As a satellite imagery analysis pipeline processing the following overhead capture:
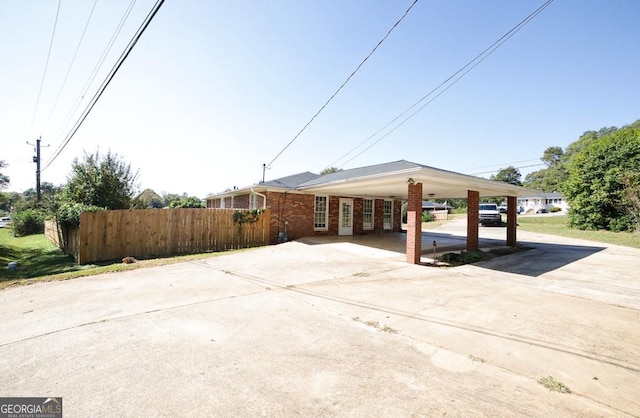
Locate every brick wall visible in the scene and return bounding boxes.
[265,191,315,243]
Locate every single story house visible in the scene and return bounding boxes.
[517,192,569,214]
[207,160,533,264]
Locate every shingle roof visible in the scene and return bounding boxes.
[261,171,320,189]
[299,160,422,187]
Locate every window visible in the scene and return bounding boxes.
[249,194,260,209]
[314,196,328,230]
[363,199,374,230]
[383,200,393,230]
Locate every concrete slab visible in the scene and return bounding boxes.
[1,220,639,416]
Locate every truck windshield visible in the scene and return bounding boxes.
[479,204,497,211]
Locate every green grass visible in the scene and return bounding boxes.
[0,227,244,289]
[517,215,640,249]
[0,227,90,282]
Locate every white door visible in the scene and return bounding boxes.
[338,198,354,235]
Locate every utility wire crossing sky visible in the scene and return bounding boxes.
[1,0,638,197]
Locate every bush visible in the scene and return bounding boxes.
[422,212,434,222]
[56,202,105,227]
[12,208,46,236]
[549,206,562,213]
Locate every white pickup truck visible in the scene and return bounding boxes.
[479,203,502,226]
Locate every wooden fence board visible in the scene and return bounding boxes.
[66,209,269,264]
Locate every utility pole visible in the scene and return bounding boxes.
[26,138,48,202]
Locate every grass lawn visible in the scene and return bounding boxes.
[517,215,640,249]
[0,227,238,289]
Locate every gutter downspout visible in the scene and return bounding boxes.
[250,188,267,209]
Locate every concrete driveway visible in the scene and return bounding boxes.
[1,221,639,417]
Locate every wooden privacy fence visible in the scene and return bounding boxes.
[52,208,270,264]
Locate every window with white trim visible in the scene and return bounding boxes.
[314,196,328,230]
[383,200,393,230]
[363,199,374,230]
[249,194,259,209]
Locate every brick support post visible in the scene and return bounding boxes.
[406,182,423,264]
[506,195,517,246]
[467,190,479,252]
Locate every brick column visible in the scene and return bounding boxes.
[506,195,517,246]
[406,182,423,264]
[467,190,479,252]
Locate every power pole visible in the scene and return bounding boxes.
[27,138,48,202]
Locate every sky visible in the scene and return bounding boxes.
[1,0,639,198]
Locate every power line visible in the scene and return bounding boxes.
[29,0,62,135]
[42,0,99,134]
[469,163,545,176]
[327,0,555,169]
[463,158,541,172]
[266,0,420,169]
[49,0,138,157]
[43,0,164,172]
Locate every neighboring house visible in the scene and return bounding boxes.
[207,160,532,251]
[422,201,452,214]
[517,192,569,214]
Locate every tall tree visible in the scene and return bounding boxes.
[64,150,139,209]
[0,160,9,189]
[541,146,564,167]
[563,124,640,231]
[490,166,522,186]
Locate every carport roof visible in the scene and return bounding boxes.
[209,160,535,200]
[298,160,533,199]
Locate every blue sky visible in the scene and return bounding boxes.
[1,0,638,197]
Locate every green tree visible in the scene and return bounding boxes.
[524,146,568,192]
[161,192,185,208]
[63,150,139,210]
[320,167,343,176]
[169,196,205,208]
[0,160,9,189]
[490,166,522,186]
[563,125,640,231]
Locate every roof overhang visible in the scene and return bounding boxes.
[298,166,534,199]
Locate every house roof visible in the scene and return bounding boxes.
[298,160,534,199]
[261,171,320,189]
[208,159,536,200]
[422,201,452,209]
[518,192,564,199]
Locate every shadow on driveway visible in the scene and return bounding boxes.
[298,231,607,278]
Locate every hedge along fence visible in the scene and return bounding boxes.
[47,208,270,264]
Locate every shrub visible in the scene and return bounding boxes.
[56,202,105,227]
[549,206,562,213]
[12,208,46,236]
[421,212,434,222]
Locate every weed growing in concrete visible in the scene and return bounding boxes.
[538,376,571,393]
[469,354,484,363]
[382,325,398,334]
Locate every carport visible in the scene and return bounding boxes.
[299,161,533,264]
